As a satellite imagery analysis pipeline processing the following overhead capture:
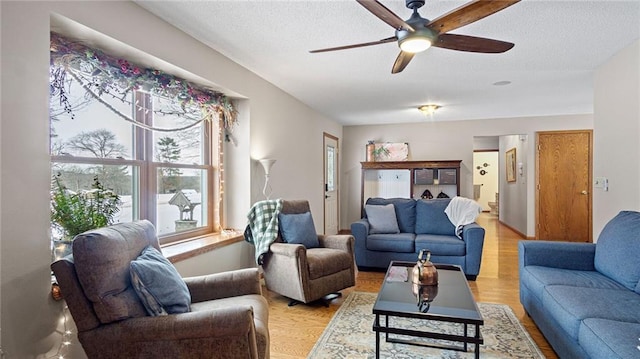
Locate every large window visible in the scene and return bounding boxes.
[49,33,236,243]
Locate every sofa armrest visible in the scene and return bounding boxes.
[461,223,484,243]
[268,242,306,258]
[460,223,485,276]
[184,268,261,303]
[518,240,596,271]
[350,219,369,242]
[318,234,355,253]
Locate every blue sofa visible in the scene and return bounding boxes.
[519,211,640,359]
[350,197,485,280]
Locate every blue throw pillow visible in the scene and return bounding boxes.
[130,246,191,316]
[365,204,400,234]
[278,212,320,248]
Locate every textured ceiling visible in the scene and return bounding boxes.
[135,0,640,126]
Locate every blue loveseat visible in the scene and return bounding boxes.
[350,198,485,280]
[519,211,640,359]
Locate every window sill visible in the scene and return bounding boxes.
[161,230,244,263]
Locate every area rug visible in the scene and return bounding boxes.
[307,292,544,359]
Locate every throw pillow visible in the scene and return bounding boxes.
[278,212,320,248]
[130,246,191,316]
[366,198,416,233]
[365,204,400,234]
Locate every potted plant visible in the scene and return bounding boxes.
[50,173,121,259]
[372,144,391,161]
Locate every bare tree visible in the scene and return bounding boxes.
[63,130,129,194]
[66,129,126,158]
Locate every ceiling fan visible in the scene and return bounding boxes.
[310,0,520,74]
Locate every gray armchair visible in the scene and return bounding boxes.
[261,200,356,306]
[51,220,269,359]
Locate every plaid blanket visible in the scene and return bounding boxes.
[245,199,283,265]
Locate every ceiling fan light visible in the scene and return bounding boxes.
[400,37,431,53]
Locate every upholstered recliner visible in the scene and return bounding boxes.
[261,200,356,305]
[51,220,269,359]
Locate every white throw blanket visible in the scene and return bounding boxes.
[444,196,482,238]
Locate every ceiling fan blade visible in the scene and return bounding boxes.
[427,0,520,34]
[391,51,415,74]
[434,33,514,53]
[356,0,414,31]
[310,36,397,53]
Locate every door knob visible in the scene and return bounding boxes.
[581,190,588,195]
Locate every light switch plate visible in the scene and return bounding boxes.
[594,177,608,191]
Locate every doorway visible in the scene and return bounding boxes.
[473,151,499,214]
[536,130,593,242]
[323,133,339,235]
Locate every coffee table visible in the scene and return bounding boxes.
[372,261,484,358]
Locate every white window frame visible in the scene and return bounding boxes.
[50,90,220,245]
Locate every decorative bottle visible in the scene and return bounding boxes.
[366,141,375,162]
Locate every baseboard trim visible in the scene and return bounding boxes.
[498,220,529,239]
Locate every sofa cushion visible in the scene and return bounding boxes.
[594,211,640,292]
[521,266,628,302]
[415,199,455,236]
[365,204,400,234]
[278,212,320,248]
[306,248,353,280]
[72,220,159,324]
[366,198,416,233]
[579,318,640,359]
[366,233,415,253]
[130,246,191,316]
[542,285,640,338]
[415,234,465,256]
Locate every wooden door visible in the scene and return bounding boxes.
[323,133,339,235]
[536,130,592,242]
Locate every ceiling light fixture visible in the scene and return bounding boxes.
[418,104,440,116]
[396,13,436,54]
[397,24,435,54]
[399,36,432,53]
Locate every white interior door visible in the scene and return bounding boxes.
[324,133,339,235]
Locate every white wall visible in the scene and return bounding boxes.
[473,136,499,151]
[499,135,528,235]
[342,114,593,234]
[593,39,640,237]
[0,1,342,357]
[173,242,255,278]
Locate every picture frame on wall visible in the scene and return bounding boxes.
[506,148,517,182]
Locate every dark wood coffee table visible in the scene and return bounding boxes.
[373,261,484,358]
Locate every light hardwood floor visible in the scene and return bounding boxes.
[263,213,557,358]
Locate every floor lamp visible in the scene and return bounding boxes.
[259,159,276,199]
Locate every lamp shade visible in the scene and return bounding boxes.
[259,159,276,175]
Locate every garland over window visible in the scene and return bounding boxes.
[50,32,238,131]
